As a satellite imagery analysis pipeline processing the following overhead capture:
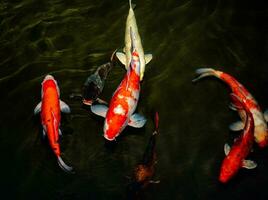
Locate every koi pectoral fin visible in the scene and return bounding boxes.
[96,98,108,105]
[116,52,126,66]
[59,129,62,136]
[229,103,237,111]
[145,54,153,64]
[229,121,244,131]
[224,143,231,156]
[42,125,47,139]
[264,109,268,122]
[60,100,71,113]
[90,104,108,118]
[42,129,46,139]
[128,113,147,128]
[149,180,160,184]
[34,102,42,114]
[242,160,257,169]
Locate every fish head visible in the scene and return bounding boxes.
[82,83,100,105]
[103,133,116,141]
[219,165,233,183]
[82,75,102,105]
[219,156,240,183]
[255,126,268,148]
[41,75,60,97]
[103,120,119,141]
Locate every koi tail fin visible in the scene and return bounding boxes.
[57,156,74,173]
[192,68,218,82]
[129,0,136,10]
[153,112,159,135]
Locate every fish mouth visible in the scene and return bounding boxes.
[104,133,115,141]
[82,99,93,106]
[42,74,57,85]
[219,175,229,184]
[44,75,55,81]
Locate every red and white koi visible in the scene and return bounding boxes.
[34,75,73,173]
[91,28,146,141]
[219,94,256,183]
[193,68,268,148]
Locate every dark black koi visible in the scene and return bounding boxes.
[82,50,117,105]
[128,112,160,197]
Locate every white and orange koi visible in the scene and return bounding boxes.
[91,27,146,141]
[34,75,73,173]
[193,68,268,148]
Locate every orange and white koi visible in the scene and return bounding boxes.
[219,94,256,183]
[193,68,268,148]
[91,27,146,141]
[34,75,73,173]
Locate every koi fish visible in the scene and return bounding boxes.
[116,0,152,81]
[34,75,73,173]
[91,27,146,141]
[219,93,256,183]
[82,50,117,106]
[193,68,268,148]
[132,112,160,189]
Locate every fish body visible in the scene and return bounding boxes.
[132,112,159,188]
[193,68,268,148]
[91,28,146,141]
[116,0,152,81]
[219,94,256,183]
[34,75,73,173]
[82,51,116,105]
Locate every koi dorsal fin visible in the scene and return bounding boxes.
[51,111,59,140]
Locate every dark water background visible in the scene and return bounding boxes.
[0,0,267,199]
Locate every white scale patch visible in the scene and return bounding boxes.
[113,105,126,115]
[131,89,139,99]
[118,94,124,99]
[126,97,136,111]
[251,109,265,126]
[104,120,109,133]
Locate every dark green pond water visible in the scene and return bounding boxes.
[0,0,267,199]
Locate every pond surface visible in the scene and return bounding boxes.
[0,0,267,199]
